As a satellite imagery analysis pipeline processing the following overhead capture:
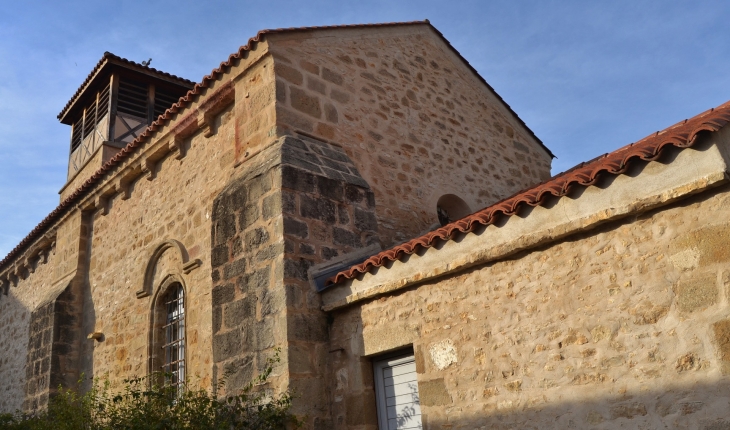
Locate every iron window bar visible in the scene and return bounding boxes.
[161,284,185,393]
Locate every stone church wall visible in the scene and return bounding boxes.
[210,141,288,398]
[69,52,277,392]
[326,178,730,428]
[0,245,61,413]
[79,100,240,390]
[22,283,82,412]
[279,135,378,427]
[210,134,378,427]
[267,25,553,248]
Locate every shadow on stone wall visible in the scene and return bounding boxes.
[78,261,96,394]
[326,294,730,430]
[421,379,730,430]
[0,290,32,413]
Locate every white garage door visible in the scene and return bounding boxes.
[374,354,423,430]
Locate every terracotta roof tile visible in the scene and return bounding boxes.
[327,100,730,286]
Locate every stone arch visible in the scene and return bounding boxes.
[136,239,201,299]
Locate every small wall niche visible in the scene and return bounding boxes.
[436,194,472,226]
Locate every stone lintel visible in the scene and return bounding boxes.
[321,131,730,311]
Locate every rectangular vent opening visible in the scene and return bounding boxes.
[83,100,97,138]
[154,88,182,119]
[117,78,149,118]
[71,118,83,151]
[97,83,110,124]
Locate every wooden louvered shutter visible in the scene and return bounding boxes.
[373,354,423,430]
[117,78,148,118]
[154,86,182,119]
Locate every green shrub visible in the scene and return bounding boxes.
[0,352,299,430]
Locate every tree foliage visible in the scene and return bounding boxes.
[0,352,299,430]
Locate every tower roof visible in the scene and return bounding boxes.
[57,52,195,125]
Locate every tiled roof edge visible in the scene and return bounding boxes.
[327,100,730,286]
[0,20,437,272]
[57,52,197,121]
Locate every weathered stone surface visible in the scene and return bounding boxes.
[333,228,361,247]
[213,328,243,362]
[277,63,303,85]
[676,274,718,312]
[300,195,336,223]
[419,378,451,406]
[610,403,647,419]
[287,314,327,342]
[713,319,730,374]
[345,392,377,426]
[290,87,322,119]
[223,298,254,328]
[672,224,730,266]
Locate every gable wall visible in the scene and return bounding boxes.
[267,25,552,248]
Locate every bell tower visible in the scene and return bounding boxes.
[57,53,194,192]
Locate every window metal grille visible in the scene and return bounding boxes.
[162,284,185,392]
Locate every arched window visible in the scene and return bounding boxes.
[150,280,186,393]
[162,283,185,390]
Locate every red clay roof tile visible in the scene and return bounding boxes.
[326,100,730,286]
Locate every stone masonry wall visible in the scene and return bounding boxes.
[210,143,287,397]
[81,101,239,390]
[210,134,378,428]
[280,135,377,428]
[0,237,62,414]
[22,300,54,412]
[268,25,552,247]
[23,283,82,413]
[78,54,275,391]
[0,202,92,414]
[328,183,730,429]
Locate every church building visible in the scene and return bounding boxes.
[2,20,730,429]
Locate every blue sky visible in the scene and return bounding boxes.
[1,0,729,258]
